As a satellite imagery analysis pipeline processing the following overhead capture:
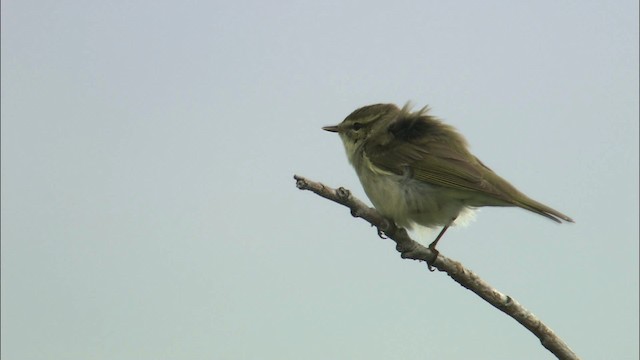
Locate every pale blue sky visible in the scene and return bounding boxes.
[2,1,638,359]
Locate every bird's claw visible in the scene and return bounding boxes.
[426,245,440,272]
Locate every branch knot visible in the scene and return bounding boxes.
[336,187,350,200]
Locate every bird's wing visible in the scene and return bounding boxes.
[364,138,515,203]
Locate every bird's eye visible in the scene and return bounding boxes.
[352,122,363,130]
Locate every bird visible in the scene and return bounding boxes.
[323,103,574,252]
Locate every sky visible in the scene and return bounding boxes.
[1,1,638,359]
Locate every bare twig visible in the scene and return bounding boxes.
[294,174,579,360]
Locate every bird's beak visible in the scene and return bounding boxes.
[322,125,339,133]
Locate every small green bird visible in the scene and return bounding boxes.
[323,103,573,250]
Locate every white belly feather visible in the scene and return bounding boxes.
[354,153,476,229]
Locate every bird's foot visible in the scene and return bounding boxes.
[426,243,440,272]
[373,218,392,239]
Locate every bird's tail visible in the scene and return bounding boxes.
[515,196,574,223]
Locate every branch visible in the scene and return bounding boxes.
[294,174,579,360]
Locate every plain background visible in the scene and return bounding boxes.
[2,1,638,359]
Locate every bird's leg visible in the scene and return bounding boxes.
[428,225,450,250]
[426,217,456,271]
